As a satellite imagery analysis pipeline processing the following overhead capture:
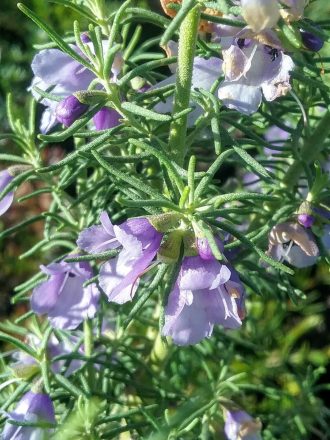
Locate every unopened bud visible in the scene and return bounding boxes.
[158,230,182,263]
[298,213,315,228]
[7,165,33,176]
[149,212,181,233]
[11,363,40,380]
[80,32,91,43]
[55,95,88,127]
[300,29,324,52]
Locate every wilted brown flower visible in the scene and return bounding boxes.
[160,0,222,33]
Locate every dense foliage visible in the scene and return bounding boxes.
[0,1,330,439]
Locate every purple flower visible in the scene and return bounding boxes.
[77,211,121,254]
[0,169,14,216]
[2,391,56,440]
[241,0,280,33]
[93,107,121,130]
[98,217,163,304]
[224,410,262,440]
[218,36,295,114]
[31,260,100,329]
[31,45,122,133]
[55,95,88,127]
[267,221,319,268]
[162,256,245,345]
[300,29,324,52]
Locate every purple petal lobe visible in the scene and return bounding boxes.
[93,107,121,130]
[31,260,99,329]
[56,95,88,127]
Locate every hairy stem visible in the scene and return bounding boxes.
[168,3,201,166]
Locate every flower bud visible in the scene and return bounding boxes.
[300,29,324,52]
[241,0,280,33]
[80,32,91,43]
[55,95,88,127]
[158,230,183,263]
[197,237,214,260]
[298,213,315,228]
[93,107,121,130]
[149,212,181,233]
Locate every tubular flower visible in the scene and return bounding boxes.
[267,221,319,268]
[0,169,14,216]
[224,410,262,440]
[78,213,163,304]
[31,44,123,133]
[2,391,56,440]
[241,0,280,33]
[31,260,100,329]
[162,255,245,345]
[218,36,294,114]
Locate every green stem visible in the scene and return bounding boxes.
[282,111,330,188]
[168,3,201,166]
[84,318,94,387]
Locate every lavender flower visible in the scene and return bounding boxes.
[162,256,245,345]
[78,214,163,304]
[31,45,122,133]
[31,260,100,329]
[218,36,294,114]
[267,221,319,268]
[2,391,56,440]
[224,410,262,440]
[55,95,88,127]
[99,217,162,303]
[241,0,280,33]
[0,169,14,216]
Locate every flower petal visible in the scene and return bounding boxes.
[218,81,262,114]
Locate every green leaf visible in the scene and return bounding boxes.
[17,3,94,71]
[233,145,271,179]
[92,150,169,202]
[48,0,97,22]
[122,102,172,121]
[129,138,185,193]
